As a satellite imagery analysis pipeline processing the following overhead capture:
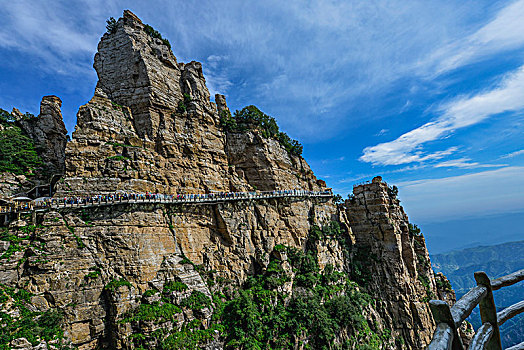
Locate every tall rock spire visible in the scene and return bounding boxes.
[93,10,183,140]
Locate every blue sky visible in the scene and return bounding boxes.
[1,0,523,253]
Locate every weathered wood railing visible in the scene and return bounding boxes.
[427,269,524,350]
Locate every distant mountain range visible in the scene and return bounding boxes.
[431,240,524,348]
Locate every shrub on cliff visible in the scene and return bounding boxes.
[220,105,303,156]
[0,285,67,348]
[105,17,117,34]
[0,121,43,175]
[143,23,171,49]
[221,222,389,349]
[0,108,14,125]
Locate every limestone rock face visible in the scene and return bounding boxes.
[0,196,337,349]
[17,96,68,179]
[345,177,438,348]
[225,132,322,192]
[93,10,216,141]
[58,10,324,196]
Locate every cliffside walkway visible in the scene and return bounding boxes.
[427,268,524,350]
[0,189,333,215]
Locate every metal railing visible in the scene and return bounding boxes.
[427,269,524,350]
[0,189,333,214]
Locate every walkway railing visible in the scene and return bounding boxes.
[427,269,524,350]
[0,189,333,214]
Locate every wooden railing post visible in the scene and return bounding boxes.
[474,272,502,350]
[429,300,464,350]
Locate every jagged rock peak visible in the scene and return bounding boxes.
[16,95,67,178]
[122,9,142,23]
[93,10,216,140]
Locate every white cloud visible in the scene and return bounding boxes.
[0,0,110,75]
[398,166,524,222]
[424,0,524,74]
[500,149,524,159]
[433,157,506,169]
[360,65,524,166]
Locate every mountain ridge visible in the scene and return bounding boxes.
[0,10,467,349]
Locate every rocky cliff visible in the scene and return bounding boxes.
[344,178,438,348]
[16,95,68,179]
[58,10,319,196]
[0,10,450,350]
[0,96,67,197]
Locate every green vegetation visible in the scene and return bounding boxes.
[121,283,219,349]
[164,280,188,293]
[408,223,421,236]
[0,109,14,124]
[111,101,123,110]
[219,105,303,156]
[177,93,192,113]
[123,302,182,323]
[179,254,193,265]
[387,185,398,199]
[220,229,389,349]
[0,284,69,349]
[106,155,130,161]
[106,17,117,34]
[64,224,86,249]
[84,267,101,280]
[118,222,390,349]
[213,221,388,349]
[0,225,43,262]
[104,278,132,292]
[180,290,212,312]
[418,275,434,303]
[434,273,452,292]
[143,23,171,49]
[333,194,343,204]
[0,109,43,175]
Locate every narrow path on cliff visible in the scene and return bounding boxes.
[1,189,333,215]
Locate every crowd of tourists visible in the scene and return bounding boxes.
[0,189,332,212]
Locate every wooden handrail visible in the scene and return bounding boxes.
[429,300,464,349]
[468,323,493,350]
[427,269,523,350]
[491,269,524,291]
[450,285,487,328]
[428,323,454,350]
[506,340,524,350]
[497,300,524,326]
[474,272,502,350]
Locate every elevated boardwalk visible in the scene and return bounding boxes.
[0,189,333,217]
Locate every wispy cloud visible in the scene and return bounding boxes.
[203,55,234,97]
[375,129,389,136]
[425,0,524,75]
[0,1,110,75]
[360,65,524,166]
[398,166,524,222]
[500,149,524,159]
[433,158,506,169]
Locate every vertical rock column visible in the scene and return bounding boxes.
[345,176,437,348]
[17,95,67,178]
